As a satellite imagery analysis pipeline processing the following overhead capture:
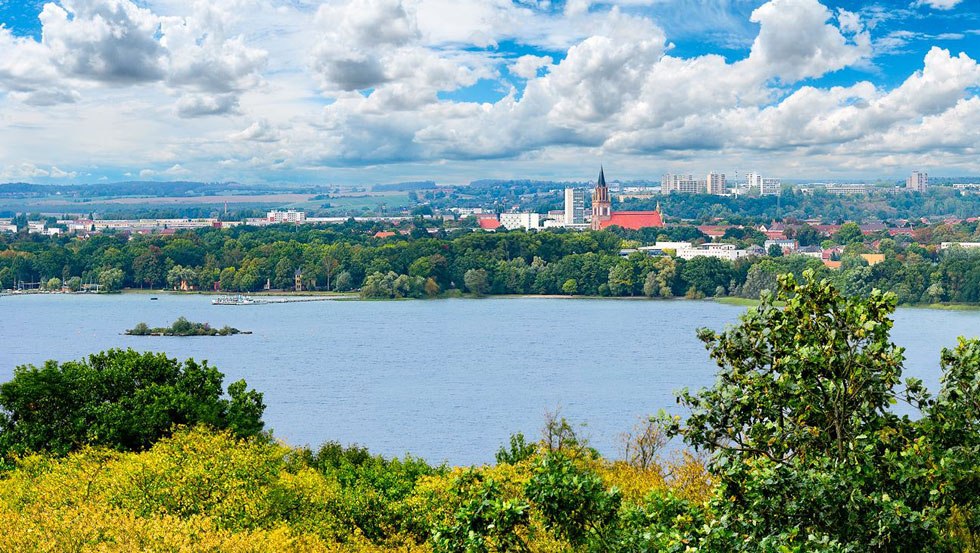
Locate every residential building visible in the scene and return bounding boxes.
[563,188,586,225]
[747,172,781,196]
[824,184,876,195]
[267,210,307,223]
[475,214,502,230]
[765,239,798,254]
[675,242,749,261]
[706,172,726,195]
[591,168,664,230]
[798,246,824,259]
[499,212,541,230]
[906,171,928,192]
[941,242,980,250]
[662,173,703,194]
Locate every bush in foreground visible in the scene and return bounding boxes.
[0,349,265,459]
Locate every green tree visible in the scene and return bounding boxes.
[667,271,949,550]
[464,268,490,296]
[834,221,864,245]
[98,267,124,292]
[526,453,621,548]
[561,278,578,295]
[0,349,265,458]
[66,276,82,292]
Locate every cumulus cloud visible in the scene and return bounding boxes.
[39,0,166,84]
[0,0,266,116]
[742,0,871,82]
[0,0,978,181]
[230,119,282,142]
[174,93,240,118]
[510,55,553,79]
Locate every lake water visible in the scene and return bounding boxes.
[1,294,978,465]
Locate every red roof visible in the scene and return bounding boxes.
[598,211,664,230]
[478,218,502,230]
[697,225,731,237]
[888,228,915,236]
[374,231,396,238]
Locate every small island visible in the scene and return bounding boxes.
[126,317,248,336]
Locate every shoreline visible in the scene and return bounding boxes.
[7,288,980,311]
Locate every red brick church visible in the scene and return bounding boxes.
[590,167,665,230]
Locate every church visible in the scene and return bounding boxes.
[590,167,665,230]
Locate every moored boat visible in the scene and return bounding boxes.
[211,294,258,305]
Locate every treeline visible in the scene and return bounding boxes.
[3,221,980,303]
[0,275,978,551]
[622,187,980,223]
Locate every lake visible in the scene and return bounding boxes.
[1,294,978,465]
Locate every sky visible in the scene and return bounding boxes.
[0,0,977,185]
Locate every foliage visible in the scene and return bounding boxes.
[125,316,242,336]
[667,270,980,550]
[495,433,537,465]
[0,349,265,459]
[3,219,980,304]
[526,453,622,548]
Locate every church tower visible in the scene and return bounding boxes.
[591,166,611,230]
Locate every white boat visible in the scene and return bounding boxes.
[211,294,258,305]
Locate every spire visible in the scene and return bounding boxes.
[597,166,606,188]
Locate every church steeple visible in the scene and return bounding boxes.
[591,166,612,230]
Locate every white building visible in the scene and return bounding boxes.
[764,239,798,254]
[747,172,781,196]
[706,173,726,195]
[940,242,980,250]
[676,243,749,261]
[267,210,307,223]
[451,207,485,216]
[907,171,928,192]
[563,188,586,225]
[662,174,703,194]
[499,212,541,230]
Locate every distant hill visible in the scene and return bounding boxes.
[0,181,326,198]
[372,181,437,192]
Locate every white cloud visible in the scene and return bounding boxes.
[0,0,267,117]
[915,0,962,10]
[49,166,78,178]
[174,93,240,117]
[743,0,871,82]
[230,119,282,142]
[0,0,978,182]
[510,55,553,80]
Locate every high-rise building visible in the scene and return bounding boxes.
[706,172,726,195]
[906,171,928,192]
[564,188,585,225]
[662,173,702,194]
[747,172,781,196]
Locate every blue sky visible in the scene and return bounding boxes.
[0,0,978,184]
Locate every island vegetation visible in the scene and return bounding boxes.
[0,273,977,551]
[126,317,244,336]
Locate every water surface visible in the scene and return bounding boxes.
[1,294,976,465]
